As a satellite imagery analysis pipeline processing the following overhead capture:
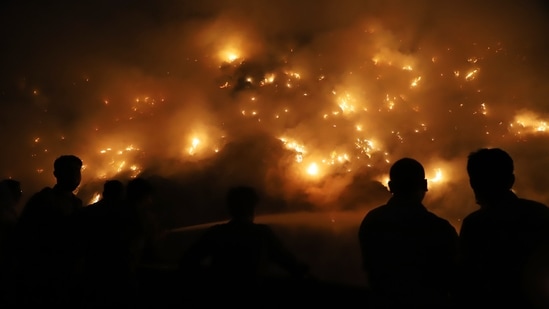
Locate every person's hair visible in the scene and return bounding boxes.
[388,158,427,194]
[0,179,22,202]
[103,179,124,200]
[467,148,514,191]
[226,186,259,218]
[126,177,153,202]
[54,155,83,173]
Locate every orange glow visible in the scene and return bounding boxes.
[306,162,319,176]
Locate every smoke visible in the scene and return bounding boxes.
[1,0,549,228]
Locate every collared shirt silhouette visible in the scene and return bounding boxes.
[459,148,549,309]
[358,158,458,308]
[179,186,308,288]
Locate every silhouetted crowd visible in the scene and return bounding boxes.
[0,148,548,308]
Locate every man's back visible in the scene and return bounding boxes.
[359,197,458,308]
[16,187,83,262]
[460,148,549,309]
[459,192,549,308]
[13,186,84,307]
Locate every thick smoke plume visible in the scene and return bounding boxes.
[1,0,549,229]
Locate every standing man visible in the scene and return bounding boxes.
[14,155,84,308]
[459,148,549,309]
[179,185,309,307]
[358,158,458,308]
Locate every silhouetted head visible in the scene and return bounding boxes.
[467,148,515,206]
[126,177,153,206]
[388,158,428,199]
[102,179,124,201]
[226,186,259,221]
[0,179,22,207]
[53,155,83,192]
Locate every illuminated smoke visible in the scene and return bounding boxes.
[1,0,549,227]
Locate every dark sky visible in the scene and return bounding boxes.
[2,0,549,228]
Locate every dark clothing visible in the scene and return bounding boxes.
[358,196,459,308]
[180,219,308,295]
[0,202,18,307]
[12,186,84,308]
[82,199,139,274]
[458,191,549,309]
[181,220,307,277]
[0,205,18,264]
[79,198,145,308]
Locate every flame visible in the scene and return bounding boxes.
[465,68,479,81]
[511,110,549,134]
[93,144,142,179]
[89,192,101,205]
[429,168,444,183]
[189,137,201,155]
[410,76,422,88]
[336,92,357,114]
[280,137,306,163]
[220,48,241,63]
[306,162,319,176]
[11,5,549,221]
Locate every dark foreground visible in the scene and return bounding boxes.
[137,266,370,308]
[134,213,370,308]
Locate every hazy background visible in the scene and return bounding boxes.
[2,0,549,233]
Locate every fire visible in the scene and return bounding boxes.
[511,111,549,134]
[220,48,241,63]
[465,68,479,81]
[429,168,444,183]
[280,137,306,163]
[88,192,101,205]
[189,137,201,155]
[7,2,549,221]
[410,76,422,88]
[336,92,357,114]
[92,144,142,179]
[306,162,319,176]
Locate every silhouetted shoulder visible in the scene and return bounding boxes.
[364,204,390,218]
[425,211,456,229]
[359,204,390,225]
[463,197,549,223]
[517,198,549,213]
[19,187,54,215]
[29,187,54,201]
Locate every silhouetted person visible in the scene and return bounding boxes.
[358,158,459,309]
[81,177,157,308]
[458,148,549,309]
[89,179,125,207]
[0,179,22,257]
[125,177,161,268]
[179,185,308,305]
[80,179,127,308]
[0,179,22,307]
[13,155,84,308]
[0,179,22,234]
